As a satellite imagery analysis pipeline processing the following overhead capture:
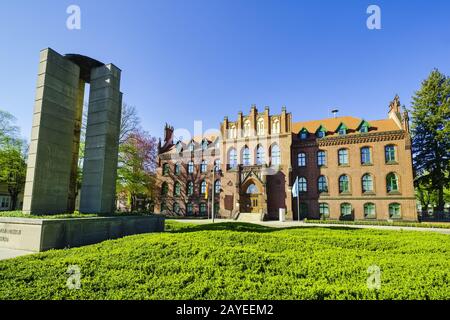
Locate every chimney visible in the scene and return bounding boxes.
[164,123,174,145]
[331,109,339,118]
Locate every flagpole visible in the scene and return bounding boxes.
[297,187,300,222]
[212,169,215,223]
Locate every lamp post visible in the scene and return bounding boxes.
[211,168,215,223]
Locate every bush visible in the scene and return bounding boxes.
[0,221,448,300]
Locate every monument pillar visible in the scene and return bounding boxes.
[79,64,122,213]
[24,48,122,215]
[23,48,81,214]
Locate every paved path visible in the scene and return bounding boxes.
[0,248,35,261]
[172,219,450,235]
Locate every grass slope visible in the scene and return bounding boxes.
[0,221,449,300]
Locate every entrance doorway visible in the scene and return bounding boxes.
[242,183,262,213]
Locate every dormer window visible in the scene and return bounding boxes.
[176,142,183,153]
[358,120,370,133]
[315,125,326,138]
[299,128,309,140]
[336,123,348,136]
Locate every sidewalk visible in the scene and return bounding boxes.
[172,218,450,235]
[0,248,35,261]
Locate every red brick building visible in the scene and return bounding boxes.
[156,95,417,221]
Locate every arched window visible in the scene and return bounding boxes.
[362,174,374,193]
[272,118,280,134]
[173,202,180,214]
[256,145,265,165]
[257,118,265,136]
[188,161,194,174]
[339,175,350,193]
[246,184,259,194]
[214,179,221,193]
[340,203,352,218]
[385,145,397,163]
[317,150,326,166]
[161,182,169,196]
[214,159,221,172]
[162,163,170,175]
[299,177,307,192]
[318,176,328,193]
[174,181,181,196]
[200,203,207,215]
[187,181,194,196]
[386,173,399,193]
[228,148,237,168]
[189,142,195,152]
[186,202,194,215]
[319,203,329,219]
[175,163,181,175]
[364,203,376,219]
[201,180,207,195]
[389,203,401,219]
[298,152,306,167]
[200,160,208,173]
[243,120,251,137]
[271,144,281,165]
[161,201,167,212]
[242,146,251,166]
[361,147,372,165]
[202,140,208,151]
[163,163,170,176]
[338,148,349,166]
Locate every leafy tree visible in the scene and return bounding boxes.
[0,110,27,210]
[0,110,20,147]
[410,69,450,211]
[117,130,158,212]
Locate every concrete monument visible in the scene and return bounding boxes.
[23,48,122,214]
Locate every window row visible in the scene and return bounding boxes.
[317,202,402,219]
[295,173,400,194]
[297,145,398,167]
[162,160,221,175]
[228,144,281,168]
[175,139,220,154]
[161,180,221,197]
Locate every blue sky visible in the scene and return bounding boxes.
[0,0,449,141]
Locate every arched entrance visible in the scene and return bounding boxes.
[241,180,263,213]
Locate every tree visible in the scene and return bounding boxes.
[0,110,27,210]
[117,130,158,212]
[0,110,20,147]
[119,103,140,144]
[410,69,450,211]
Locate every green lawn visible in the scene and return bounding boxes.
[0,221,449,300]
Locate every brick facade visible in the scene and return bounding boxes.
[155,96,417,221]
